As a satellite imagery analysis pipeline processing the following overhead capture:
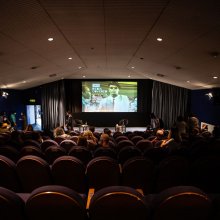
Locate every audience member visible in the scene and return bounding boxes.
[82,130,98,150]
[188,113,200,135]
[19,112,27,130]
[77,135,88,147]
[99,133,110,148]
[150,112,160,130]
[98,81,129,112]
[25,124,34,132]
[53,126,70,139]
[175,115,188,139]
[151,129,165,146]
[160,127,181,152]
[65,111,73,131]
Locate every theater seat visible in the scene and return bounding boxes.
[26,185,87,220]
[16,155,52,192]
[0,155,21,192]
[89,186,150,220]
[52,156,87,194]
[0,186,25,220]
[86,156,120,191]
[151,186,211,220]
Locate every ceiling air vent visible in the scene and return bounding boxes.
[49,74,57,77]
[157,73,165,77]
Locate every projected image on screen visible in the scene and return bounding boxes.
[82,81,137,112]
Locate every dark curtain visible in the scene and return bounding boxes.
[138,80,153,113]
[152,81,189,129]
[41,80,66,130]
[64,79,81,113]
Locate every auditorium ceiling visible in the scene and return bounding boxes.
[0,0,220,90]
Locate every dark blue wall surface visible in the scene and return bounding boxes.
[0,90,25,129]
[0,90,25,114]
[191,89,220,126]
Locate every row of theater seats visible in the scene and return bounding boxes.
[1,184,219,220]
[0,141,147,165]
[1,153,220,195]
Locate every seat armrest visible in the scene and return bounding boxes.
[86,188,95,209]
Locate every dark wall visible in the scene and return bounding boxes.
[0,89,25,128]
[191,89,220,125]
[73,112,148,127]
[0,90,25,114]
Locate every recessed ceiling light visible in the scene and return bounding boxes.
[48,37,54,41]
[187,81,190,83]
[78,66,82,69]
[157,37,163,42]
[68,57,72,60]
[131,66,135,69]
[83,75,86,78]
[213,76,218,79]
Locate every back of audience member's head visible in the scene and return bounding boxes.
[99,133,110,147]
[100,133,110,142]
[103,127,112,136]
[77,135,88,147]
[25,124,34,132]
[54,127,65,137]
[156,129,164,139]
[89,126,95,133]
[83,130,95,140]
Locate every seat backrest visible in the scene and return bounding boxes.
[131,135,144,145]
[16,155,52,192]
[86,156,120,190]
[54,136,66,145]
[20,145,45,159]
[115,135,128,143]
[155,155,189,193]
[26,185,87,220]
[118,146,142,165]
[151,186,211,220]
[41,139,59,152]
[0,145,20,163]
[122,156,155,194]
[44,145,66,164]
[93,147,117,160]
[69,146,93,165]
[116,140,134,153]
[52,156,87,193]
[89,186,150,220]
[0,155,21,192]
[190,155,220,193]
[0,186,25,220]
[23,139,40,148]
[60,139,77,152]
[136,139,153,152]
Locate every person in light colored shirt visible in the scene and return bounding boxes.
[98,82,129,112]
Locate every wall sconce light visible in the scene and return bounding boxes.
[0,91,9,98]
[205,92,213,100]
